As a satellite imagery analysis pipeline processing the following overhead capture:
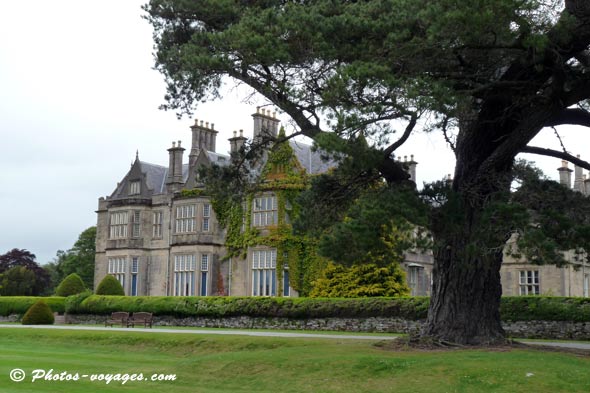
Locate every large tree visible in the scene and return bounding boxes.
[47,227,96,290]
[145,0,590,344]
[0,249,50,296]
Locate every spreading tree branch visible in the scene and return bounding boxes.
[545,108,590,128]
[382,113,418,157]
[520,146,590,171]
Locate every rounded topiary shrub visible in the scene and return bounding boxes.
[55,273,86,297]
[22,300,55,325]
[95,275,125,296]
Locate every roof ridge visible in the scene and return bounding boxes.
[139,160,168,169]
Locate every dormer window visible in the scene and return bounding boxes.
[129,180,140,196]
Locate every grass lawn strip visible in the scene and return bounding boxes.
[0,328,589,392]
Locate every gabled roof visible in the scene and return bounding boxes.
[108,143,332,200]
[289,141,337,175]
[109,151,231,199]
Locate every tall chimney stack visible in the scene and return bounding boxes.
[557,160,573,189]
[166,140,185,192]
[252,107,280,145]
[189,118,219,165]
[229,129,248,159]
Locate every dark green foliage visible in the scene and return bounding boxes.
[509,162,590,267]
[55,273,86,297]
[310,262,410,298]
[0,266,36,296]
[0,249,50,295]
[319,185,428,266]
[0,297,65,316]
[63,291,93,314]
[500,297,590,322]
[48,227,96,291]
[95,275,125,296]
[21,300,55,325]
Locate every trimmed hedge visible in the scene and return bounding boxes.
[0,296,65,316]
[65,295,430,319]
[3,296,590,323]
[55,273,86,297]
[22,300,54,325]
[95,275,125,296]
[500,296,590,322]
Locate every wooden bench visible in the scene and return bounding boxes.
[104,312,129,328]
[128,312,153,328]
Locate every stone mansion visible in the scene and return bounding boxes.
[94,108,590,298]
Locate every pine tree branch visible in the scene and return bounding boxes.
[546,108,590,128]
[520,146,590,171]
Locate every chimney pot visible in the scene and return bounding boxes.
[172,141,176,148]
[200,120,204,127]
[194,118,198,125]
[205,122,209,129]
[178,140,181,147]
[233,130,237,137]
[239,129,243,136]
[211,123,215,130]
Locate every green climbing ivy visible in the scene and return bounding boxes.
[207,128,322,295]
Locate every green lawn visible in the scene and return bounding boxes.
[0,328,589,393]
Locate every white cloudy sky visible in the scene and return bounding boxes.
[0,1,582,265]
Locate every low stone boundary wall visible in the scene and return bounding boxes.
[4,313,590,340]
[503,320,590,340]
[65,314,424,333]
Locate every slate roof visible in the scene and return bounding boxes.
[109,142,334,199]
[289,141,336,175]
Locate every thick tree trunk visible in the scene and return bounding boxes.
[422,114,512,345]
[423,222,505,345]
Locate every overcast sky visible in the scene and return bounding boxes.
[0,1,583,265]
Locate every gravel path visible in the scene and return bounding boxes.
[0,324,397,340]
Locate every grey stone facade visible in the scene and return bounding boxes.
[95,108,347,297]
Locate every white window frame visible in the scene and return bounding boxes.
[175,205,196,233]
[109,212,128,239]
[131,210,141,238]
[252,249,277,296]
[519,270,540,295]
[108,257,126,290]
[202,203,211,232]
[253,196,278,227]
[173,255,196,296]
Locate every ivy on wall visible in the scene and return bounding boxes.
[208,128,324,295]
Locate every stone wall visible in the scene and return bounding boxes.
[58,314,590,340]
